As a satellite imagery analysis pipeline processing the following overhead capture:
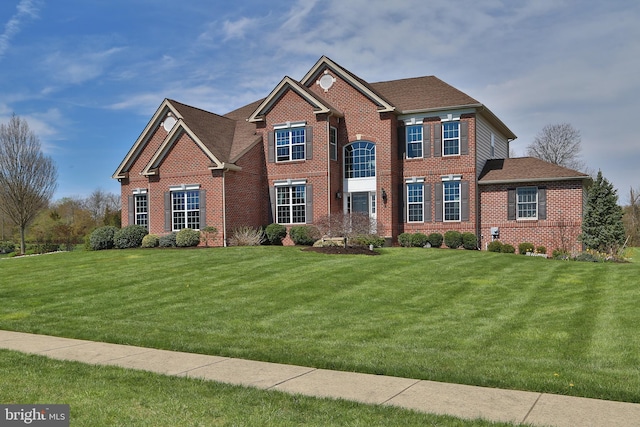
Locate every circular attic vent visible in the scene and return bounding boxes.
[319,73,336,91]
[163,116,177,132]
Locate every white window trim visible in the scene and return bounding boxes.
[275,183,307,224]
[132,188,147,195]
[274,178,307,187]
[406,180,425,223]
[169,184,200,191]
[405,123,424,159]
[517,186,539,221]
[274,121,306,130]
[441,120,461,157]
[329,126,338,161]
[442,180,461,223]
[440,174,462,182]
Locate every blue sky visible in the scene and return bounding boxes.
[1,0,639,203]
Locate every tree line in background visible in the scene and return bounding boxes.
[1,189,121,253]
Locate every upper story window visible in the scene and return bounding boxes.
[329,126,338,161]
[442,121,460,156]
[172,190,200,230]
[276,126,306,162]
[344,141,375,178]
[517,187,538,219]
[406,125,423,158]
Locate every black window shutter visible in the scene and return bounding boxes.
[538,187,547,220]
[397,125,406,159]
[433,123,442,157]
[269,187,276,224]
[306,184,313,223]
[507,188,516,220]
[305,126,313,160]
[199,189,207,228]
[128,195,134,226]
[423,123,431,158]
[460,121,469,155]
[461,181,470,222]
[399,183,406,223]
[164,192,172,231]
[424,183,432,222]
[435,183,443,222]
[267,131,275,163]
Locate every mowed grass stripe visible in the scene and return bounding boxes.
[1,246,639,402]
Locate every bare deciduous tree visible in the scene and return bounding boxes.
[526,123,585,171]
[623,186,640,246]
[0,114,58,254]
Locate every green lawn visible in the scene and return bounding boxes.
[1,247,639,404]
[0,350,517,427]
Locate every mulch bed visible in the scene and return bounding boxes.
[301,246,380,255]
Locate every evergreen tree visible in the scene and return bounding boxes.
[580,171,625,252]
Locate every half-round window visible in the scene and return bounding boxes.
[344,141,376,178]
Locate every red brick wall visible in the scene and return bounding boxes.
[400,114,479,240]
[479,180,585,254]
[120,124,266,247]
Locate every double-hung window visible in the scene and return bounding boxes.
[329,126,338,161]
[517,187,538,219]
[134,193,148,229]
[406,125,423,158]
[172,190,200,230]
[276,184,306,224]
[407,182,424,222]
[443,181,461,221]
[276,125,305,162]
[442,121,460,156]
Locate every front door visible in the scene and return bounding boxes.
[352,192,369,215]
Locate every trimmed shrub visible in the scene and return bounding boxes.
[264,223,287,245]
[518,242,535,255]
[176,228,200,247]
[89,226,119,251]
[536,246,547,255]
[114,225,148,249]
[200,226,218,247]
[229,226,264,246]
[427,233,443,248]
[501,244,516,254]
[141,234,159,248]
[289,225,320,246]
[398,233,412,247]
[159,232,177,248]
[487,240,503,253]
[0,241,16,254]
[351,234,385,248]
[462,232,478,250]
[444,230,462,249]
[411,233,428,247]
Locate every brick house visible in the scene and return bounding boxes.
[113,56,590,252]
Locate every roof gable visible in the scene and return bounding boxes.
[301,56,395,113]
[113,99,239,179]
[247,76,342,123]
[478,157,591,184]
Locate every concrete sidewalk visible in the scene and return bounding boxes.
[1,330,638,426]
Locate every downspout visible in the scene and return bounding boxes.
[222,169,227,247]
[327,113,332,223]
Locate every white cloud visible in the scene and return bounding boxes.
[43,46,125,85]
[0,0,41,58]
[221,17,257,41]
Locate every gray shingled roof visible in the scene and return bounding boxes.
[478,157,591,184]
